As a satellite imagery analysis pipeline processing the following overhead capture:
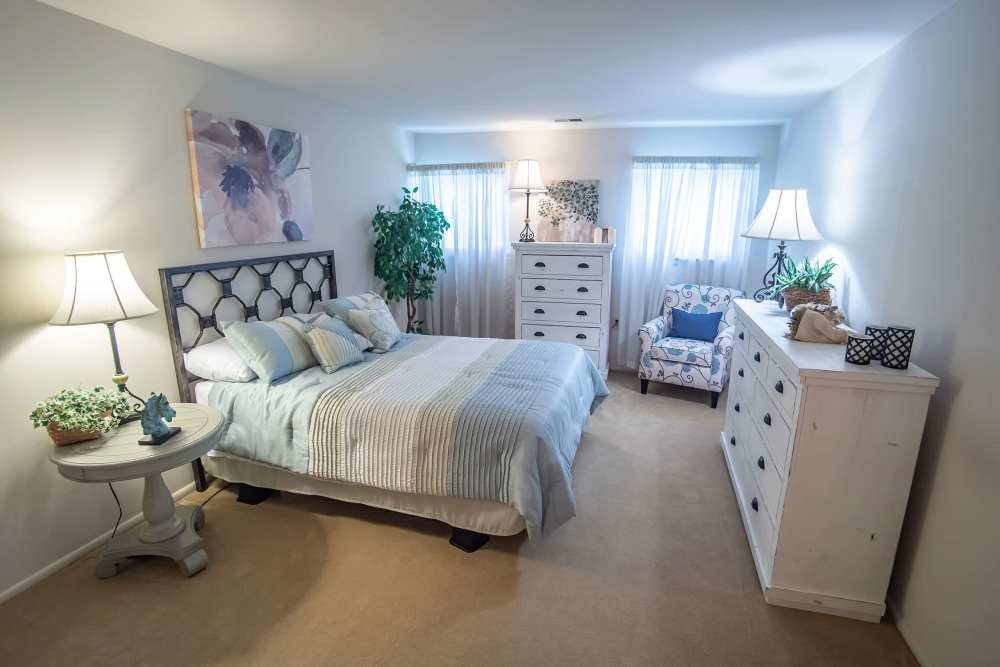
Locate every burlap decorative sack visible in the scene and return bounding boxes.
[791,308,849,344]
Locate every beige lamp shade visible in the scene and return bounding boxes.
[743,188,824,241]
[50,251,158,325]
[509,159,547,193]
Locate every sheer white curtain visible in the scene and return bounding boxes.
[611,157,759,368]
[407,162,512,338]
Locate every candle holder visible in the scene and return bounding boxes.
[881,325,916,370]
[845,334,874,365]
[865,325,889,360]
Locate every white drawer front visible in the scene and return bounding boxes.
[521,323,601,348]
[748,426,783,527]
[751,381,792,475]
[521,300,601,324]
[521,254,603,277]
[742,464,775,556]
[747,333,769,380]
[765,358,798,421]
[731,349,751,399]
[735,318,750,354]
[521,278,603,302]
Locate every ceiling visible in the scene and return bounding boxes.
[42,0,954,132]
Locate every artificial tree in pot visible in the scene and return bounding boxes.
[372,187,450,333]
[774,257,837,311]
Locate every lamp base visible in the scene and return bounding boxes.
[752,240,791,306]
[519,218,536,242]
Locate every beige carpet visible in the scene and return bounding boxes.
[0,372,917,666]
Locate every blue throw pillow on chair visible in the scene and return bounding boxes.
[669,308,723,342]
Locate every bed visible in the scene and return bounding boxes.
[160,250,607,549]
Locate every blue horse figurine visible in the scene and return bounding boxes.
[139,393,180,445]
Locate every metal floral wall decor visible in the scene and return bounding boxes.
[535,179,599,243]
[186,109,313,248]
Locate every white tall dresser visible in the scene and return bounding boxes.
[723,299,938,622]
[513,242,614,377]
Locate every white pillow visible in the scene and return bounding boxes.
[183,337,257,382]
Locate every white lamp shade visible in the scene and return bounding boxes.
[743,188,824,241]
[509,159,547,193]
[50,251,158,326]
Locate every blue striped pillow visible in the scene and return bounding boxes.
[223,314,320,383]
[302,317,365,373]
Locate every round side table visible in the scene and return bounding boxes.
[50,403,224,579]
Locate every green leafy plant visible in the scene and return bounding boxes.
[372,187,450,333]
[29,387,131,433]
[774,257,837,293]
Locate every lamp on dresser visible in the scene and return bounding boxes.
[49,250,158,420]
[742,188,824,306]
[509,159,547,242]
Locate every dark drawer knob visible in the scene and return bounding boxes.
[534,261,546,267]
[534,308,545,314]
[533,331,545,337]
[734,403,740,413]
[763,413,772,426]
[774,380,784,394]
[577,262,590,269]
[757,456,765,470]
[729,436,736,447]
[753,351,761,362]
[577,286,589,293]
[534,285,546,291]
[576,310,588,316]
[738,332,745,340]
[575,333,587,340]
[737,368,744,378]
[751,497,759,512]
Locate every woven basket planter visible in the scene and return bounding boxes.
[781,287,832,311]
[47,422,101,447]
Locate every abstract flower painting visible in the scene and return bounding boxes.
[186,109,313,247]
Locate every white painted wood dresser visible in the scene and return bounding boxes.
[513,242,614,377]
[723,299,938,622]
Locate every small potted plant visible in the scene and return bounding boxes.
[29,387,132,446]
[774,257,837,311]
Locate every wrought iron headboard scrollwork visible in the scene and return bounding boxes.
[158,250,337,403]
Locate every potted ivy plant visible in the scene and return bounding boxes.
[774,257,837,311]
[371,187,450,333]
[29,387,131,446]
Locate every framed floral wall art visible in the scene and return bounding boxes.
[535,179,599,243]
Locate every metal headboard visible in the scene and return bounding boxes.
[158,250,337,404]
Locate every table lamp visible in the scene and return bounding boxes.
[742,188,824,304]
[510,159,547,242]
[49,250,158,420]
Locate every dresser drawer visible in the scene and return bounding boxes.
[521,323,601,348]
[751,382,792,475]
[723,388,745,453]
[735,318,750,354]
[521,278,603,302]
[742,463,775,556]
[521,254,603,277]
[731,348,751,399]
[521,300,601,325]
[765,358,798,421]
[747,333,769,379]
[748,425,784,527]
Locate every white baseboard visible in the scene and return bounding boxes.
[887,597,930,667]
[0,481,197,604]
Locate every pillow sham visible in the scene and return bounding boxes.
[309,312,372,351]
[346,304,402,353]
[302,317,365,373]
[223,314,320,383]
[183,337,257,382]
[669,308,723,343]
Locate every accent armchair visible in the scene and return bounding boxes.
[638,284,743,408]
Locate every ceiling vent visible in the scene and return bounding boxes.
[554,118,583,123]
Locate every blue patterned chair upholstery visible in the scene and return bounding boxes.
[638,284,743,408]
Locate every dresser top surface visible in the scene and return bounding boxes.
[512,242,614,253]
[735,299,939,387]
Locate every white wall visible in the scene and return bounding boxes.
[774,1,1000,664]
[0,0,409,599]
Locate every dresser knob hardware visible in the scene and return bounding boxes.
[753,351,761,362]
[763,413,772,426]
[738,332,745,340]
[575,333,586,340]
[737,368,744,378]
[534,308,545,314]
[774,380,784,394]
[576,310,588,316]
[534,285,546,291]
[577,287,589,293]
[533,331,545,337]
[729,436,736,446]
[751,497,759,512]
[757,456,765,470]
[534,261,546,267]
[734,403,740,413]
[577,262,590,269]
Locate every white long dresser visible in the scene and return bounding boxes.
[513,242,614,377]
[723,299,938,622]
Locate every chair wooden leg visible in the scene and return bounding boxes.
[710,391,720,409]
[640,378,649,394]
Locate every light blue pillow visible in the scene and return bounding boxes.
[223,314,320,383]
[669,308,723,343]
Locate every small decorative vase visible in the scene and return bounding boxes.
[46,423,101,447]
[881,325,916,370]
[865,325,889,360]
[781,287,832,312]
[845,334,874,365]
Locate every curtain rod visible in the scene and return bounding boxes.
[633,156,760,165]
[407,161,507,172]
